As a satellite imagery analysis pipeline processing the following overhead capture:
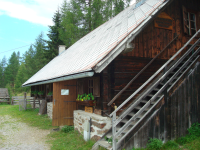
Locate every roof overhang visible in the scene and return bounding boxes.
[22,71,94,87]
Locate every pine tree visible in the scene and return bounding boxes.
[91,0,105,30]
[15,63,29,92]
[59,0,84,48]
[23,45,36,78]
[45,9,64,62]
[0,59,3,88]
[4,52,20,92]
[0,56,7,88]
[33,32,47,72]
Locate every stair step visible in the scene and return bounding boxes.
[147,94,162,99]
[141,100,148,104]
[153,88,160,91]
[135,106,150,112]
[121,118,129,124]
[98,140,112,149]
[128,112,135,117]
[135,106,142,110]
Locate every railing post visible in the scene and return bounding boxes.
[24,92,27,110]
[112,112,117,150]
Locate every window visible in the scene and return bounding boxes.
[77,77,100,97]
[183,6,197,36]
[88,79,93,94]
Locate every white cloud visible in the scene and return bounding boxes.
[0,0,137,26]
[0,0,64,26]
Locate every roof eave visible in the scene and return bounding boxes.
[22,71,94,87]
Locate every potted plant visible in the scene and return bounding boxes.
[31,90,38,97]
[47,91,53,96]
[38,91,44,98]
[76,93,96,107]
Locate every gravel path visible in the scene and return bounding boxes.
[0,115,50,150]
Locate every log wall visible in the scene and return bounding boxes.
[122,62,200,149]
[123,0,200,59]
[101,0,200,114]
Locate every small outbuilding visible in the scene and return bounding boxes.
[0,88,10,104]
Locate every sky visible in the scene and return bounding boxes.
[0,0,136,63]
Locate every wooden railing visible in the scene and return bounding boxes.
[107,34,180,106]
[110,30,200,150]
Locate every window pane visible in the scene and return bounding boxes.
[190,13,195,21]
[190,21,196,29]
[187,20,189,26]
[191,29,196,35]
[187,28,190,35]
[185,12,189,20]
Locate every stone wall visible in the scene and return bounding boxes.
[47,102,53,119]
[74,110,112,141]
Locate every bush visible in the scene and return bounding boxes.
[61,125,74,133]
[188,123,200,137]
[162,140,179,149]
[146,138,163,150]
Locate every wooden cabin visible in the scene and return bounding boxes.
[23,0,200,149]
[0,88,10,104]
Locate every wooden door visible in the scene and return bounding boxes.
[52,80,77,126]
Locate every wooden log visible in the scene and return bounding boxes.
[24,92,27,110]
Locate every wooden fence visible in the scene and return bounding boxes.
[0,97,10,104]
[12,94,40,110]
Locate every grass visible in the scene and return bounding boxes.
[131,123,200,150]
[0,104,95,150]
[2,103,199,150]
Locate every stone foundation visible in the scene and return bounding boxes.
[47,102,53,119]
[74,110,111,141]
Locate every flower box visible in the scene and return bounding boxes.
[76,100,96,108]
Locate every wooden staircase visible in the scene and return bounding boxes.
[92,30,200,150]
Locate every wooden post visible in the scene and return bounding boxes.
[112,112,117,150]
[33,96,35,110]
[24,92,27,110]
[12,97,13,105]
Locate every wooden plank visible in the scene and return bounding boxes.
[171,92,176,139]
[148,24,152,58]
[178,84,182,137]
[182,80,187,136]
[166,96,171,141]
[143,29,148,58]
[193,69,198,123]
[152,24,157,58]
[159,101,165,141]
[135,35,139,57]
[159,28,164,59]
[156,28,160,58]
[188,72,192,127]
[198,65,200,123]
[139,31,144,57]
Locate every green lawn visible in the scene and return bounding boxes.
[1,104,199,150]
[0,104,95,150]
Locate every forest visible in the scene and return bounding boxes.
[0,0,131,96]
